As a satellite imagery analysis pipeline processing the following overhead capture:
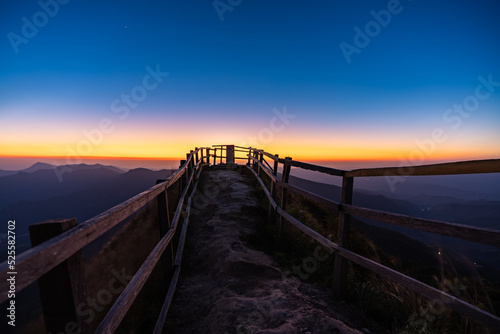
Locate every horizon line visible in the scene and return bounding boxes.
[1,154,497,165]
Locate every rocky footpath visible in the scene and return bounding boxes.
[167,167,381,334]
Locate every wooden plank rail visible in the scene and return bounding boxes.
[95,228,176,334]
[2,144,499,332]
[345,159,500,177]
[250,156,278,183]
[282,158,345,176]
[153,167,203,334]
[241,146,500,331]
[0,181,166,299]
[97,160,202,333]
[263,189,500,330]
[342,204,500,247]
[92,150,204,333]
[0,150,197,299]
[0,146,208,333]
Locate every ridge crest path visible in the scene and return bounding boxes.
[167,167,375,334]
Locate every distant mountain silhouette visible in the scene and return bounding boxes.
[19,162,56,173]
[0,164,173,260]
[0,162,57,177]
[61,163,126,174]
[0,162,126,178]
[0,163,129,210]
[0,167,118,210]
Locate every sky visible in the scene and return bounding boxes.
[1,0,499,169]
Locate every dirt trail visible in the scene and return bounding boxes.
[167,167,376,334]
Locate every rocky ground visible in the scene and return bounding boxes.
[166,167,383,334]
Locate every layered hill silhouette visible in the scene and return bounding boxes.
[0,162,56,177]
[0,163,126,210]
[0,164,173,260]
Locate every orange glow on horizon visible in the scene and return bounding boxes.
[1,144,497,165]
[2,113,498,165]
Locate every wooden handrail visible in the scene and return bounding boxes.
[153,160,204,333]
[345,159,500,177]
[249,156,278,183]
[281,159,345,176]
[241,145,500,330]
[0,181,166,300]
[342,204,500,247]
[97,160,202,334]
[0,146,205,331]
[95,228,176,334]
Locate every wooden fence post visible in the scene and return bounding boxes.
[273,155,279,176]
[247,148,251,166]
[195,147,199,163]
[29,219,91,334]
[256,151,261,176]
[333,176,354,300]
[179,159,186,198]
[186,153,191,176]
[213,148,217,166]
[259,152,264,176]
[185,153,191,191]
[156,181,174,280]
[226,145,235,165]
[267,154,279,224]
[279,157,292,238]
[189,151,194,189]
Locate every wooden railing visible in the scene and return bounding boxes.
[1,144,499,332]
[234,145,500,331]
[0,147,215,334]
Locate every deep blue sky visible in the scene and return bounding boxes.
[1,0,499,161]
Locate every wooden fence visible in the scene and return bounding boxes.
[0,147,216,333]
[235,145,500,331]
[1,144,499,332]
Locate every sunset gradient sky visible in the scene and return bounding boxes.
[1,0,499,168]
